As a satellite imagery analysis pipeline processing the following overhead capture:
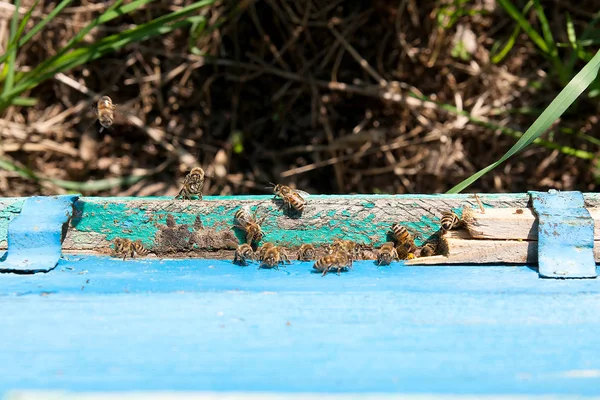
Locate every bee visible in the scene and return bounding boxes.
[96,95,117,133]
[419,243,436,257]
[271,183,309,213]
[112,238,148,260]
[389,223,412,244]
[313,251,352,277]
[376,242,400,266]
[297,244,316,261]
[233,243,255,266]
[233,205,266,245]
[259,246,291,269]
[440,210,461,232]
[256,242,275,261]
[132,239,149,257]
[176,167,205,200]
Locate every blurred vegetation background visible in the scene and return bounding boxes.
[0,0,599,197]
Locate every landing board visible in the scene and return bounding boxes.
[1,257,600,397]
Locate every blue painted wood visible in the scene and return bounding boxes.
[0,195,78,273]
[530,190,597,279]
[1,255,600,396]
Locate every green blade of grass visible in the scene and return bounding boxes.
[0,0,157,66]
[447,49,600,194]
[0,156,150,191]
[11,97,38,106]
[533,0,555,49]
[1,0,22,97]
[17,0,125,87]
[498,0,549,53]
[1,0,216,106]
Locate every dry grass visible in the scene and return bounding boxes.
[1,0,599,197]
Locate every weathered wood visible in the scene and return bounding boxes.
[406,233,600,265]
[463,206,600,240]
[0,198,24,249]
[62,194,541,253]
[2,258,600,396]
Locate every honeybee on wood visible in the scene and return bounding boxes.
[440,210,461,232]
[377,242,400,266]
[233,205,266,245]
[256,242,275,261]
[389,223,412,244]
[419,243,436,257]
[233,243,255,266]
[297,244,316,261]
[112,238,148,260]
[176,167,205,200]
[270,183,309,213]
[259,246,291,269]
[328,239,362,262]
[96,95,117,133]
[313,251,352,277]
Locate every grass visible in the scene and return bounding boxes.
[0,0,218,111]
[1,1,600,195]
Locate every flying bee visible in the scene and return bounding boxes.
[376,242,400,266]
[256,242,275,261]
[96,95,117,133]
[233,243,255,266]
[297,244,316,261]
[259,246,291,269]
[440,210,461,232]
[313,251,352,277]
[419,243,436,258]
[176,167,205,200]
[233,205,267,245]
[270,183,309,213]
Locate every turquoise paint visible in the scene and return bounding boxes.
[63,193,599,250]
[70,197,445,248]
[0,199,24,247]
[361,201,375,209]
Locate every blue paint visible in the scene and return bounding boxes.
[1,255,600,396]
[0,195,78,273]
[530,190,596,279]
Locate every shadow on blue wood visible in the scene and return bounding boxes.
[530,190,596,279]
[0,255,599,397]
[0,195,78,274]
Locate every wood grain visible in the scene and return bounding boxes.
[463,206,600,240]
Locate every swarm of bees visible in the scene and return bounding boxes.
[112,238,148,260]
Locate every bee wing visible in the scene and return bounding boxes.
[294,189,310,198]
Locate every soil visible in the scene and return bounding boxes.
[2,0,600,197]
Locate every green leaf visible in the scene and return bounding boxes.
[11,96,38,106]
[498,0,548,53]
[1,0,21,97]
[447,49,600,193]
[1,0,216,108]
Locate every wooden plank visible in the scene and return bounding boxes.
[62,194,537,254]
[463,206,600,240]
[1,258,600,396]
[406,233,600,265]
[0,198,23,250]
